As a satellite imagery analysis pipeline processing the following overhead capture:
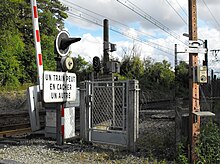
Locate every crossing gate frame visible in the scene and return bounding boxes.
[80,80,139,151]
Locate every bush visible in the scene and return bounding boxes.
[195,121,220,163]
[176,142,188,164]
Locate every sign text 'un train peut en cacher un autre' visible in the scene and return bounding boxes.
[43,71,77,103]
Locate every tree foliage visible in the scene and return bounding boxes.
[175,61,189,97]
[0,0,67,88]
[120,55,144,80]
[70,55,93,86]
[118,44,191,99]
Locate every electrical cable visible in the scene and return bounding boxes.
[116,0,187,45]
[200,0,220,31]
[62,0,182,52]
[67,11,174,56]
[62,0,162,41]
[165,0,187,25]
[60,0,175,53]
[174,0,188,17]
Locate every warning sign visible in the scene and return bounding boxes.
[43,71,77,103]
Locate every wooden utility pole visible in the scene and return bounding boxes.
[188,0,200,162]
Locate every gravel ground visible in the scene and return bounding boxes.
[0,91,175,163]
[0,137,167,164]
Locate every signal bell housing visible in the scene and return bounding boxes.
[55,30,81,57]
[193,66,208,83]
[197,66,208,83]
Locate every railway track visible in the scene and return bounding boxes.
[0,111,45,137]
[0,110,81,137]
[0,127,31,137]
[0,100,179,137]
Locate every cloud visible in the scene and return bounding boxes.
[70,33,102,62]
[61,0,186,31]
[62,0,220,73]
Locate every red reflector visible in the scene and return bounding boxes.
[36,30,40,42]
[61,125,64,137]
[33,6,38,18]
[38,54,43,66]
[61,105,64,117]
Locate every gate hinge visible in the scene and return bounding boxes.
[85,95,92,104]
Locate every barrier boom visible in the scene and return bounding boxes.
[30,0,43,90]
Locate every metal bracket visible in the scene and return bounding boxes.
[193,111,215,117]
[185,47,207,54]
[189,40,203,48]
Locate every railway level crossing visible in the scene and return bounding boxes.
[27,0,139,151]
[27,0,216,160]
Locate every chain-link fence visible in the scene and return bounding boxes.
[78,78,220,160]
[92,82,126,130]
[137,90,176,160]
[80,80,139,151]
[200,79,220,126]
[137,81,219,161]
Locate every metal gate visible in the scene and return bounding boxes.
[80,80,139,151]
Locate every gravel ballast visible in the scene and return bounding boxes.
[0,91,175,163]
[0,138,157,164]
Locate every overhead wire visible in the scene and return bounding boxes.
[164,0,187,25]
[68,6,101,25]
[66,10,174,56]
[61,0,161,41]
[174,0,188,17]
[200,0,220,31]
[165,0,205,42]
[70,10,173,52]
[61,1,174,52]
[116,0,187,45]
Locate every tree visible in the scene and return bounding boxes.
[17,0,68,83]
[140,60,175,91]
[70,55,93,85]
[0,0,69,86]
[0,0,25,87]
[120,55,145,80]
[120,44,145,80]
[176,61,189,97]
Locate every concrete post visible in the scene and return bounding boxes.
[80,81,91,142]
[80,81,86,140]
[127,80,139,152]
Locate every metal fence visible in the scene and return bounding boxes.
[92,82,126,130]
[80,80,139,151]
[138,91,176,160]
[79,78,220,160]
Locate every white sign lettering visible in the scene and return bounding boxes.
[43,71,77,103]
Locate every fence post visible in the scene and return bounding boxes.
[127,80,139,152]
[80,81,91,141]
[80,81,86,140]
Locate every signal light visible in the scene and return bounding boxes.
[93,56,101,72]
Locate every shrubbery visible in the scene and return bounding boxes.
[177,121,220,163]
[195,121,220,163]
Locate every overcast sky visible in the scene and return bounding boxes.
[59,0,220,73]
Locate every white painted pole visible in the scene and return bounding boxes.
[30,0,43,90]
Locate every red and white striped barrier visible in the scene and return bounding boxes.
[30,0,43,90]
